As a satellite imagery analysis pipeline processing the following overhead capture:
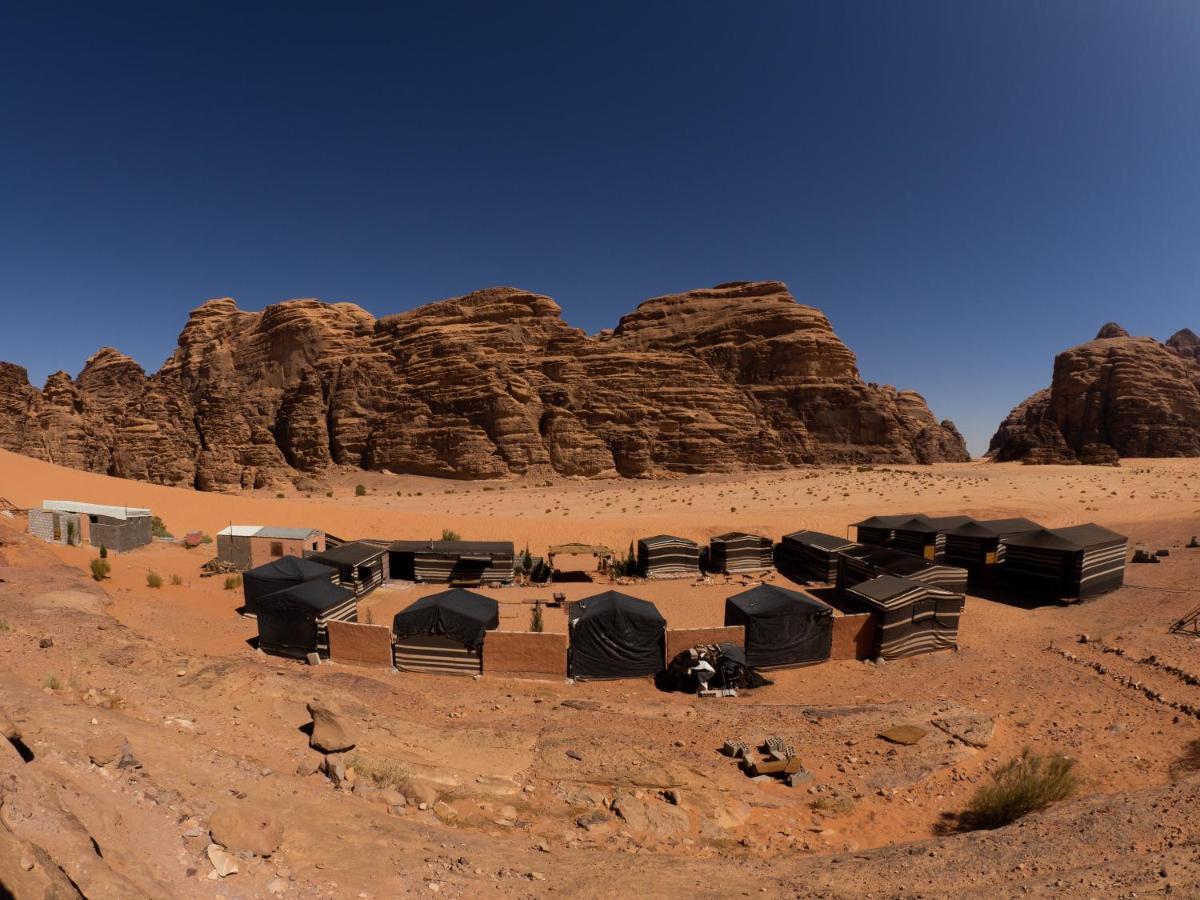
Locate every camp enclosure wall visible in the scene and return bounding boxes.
[637,535,700,578]
[307,541,387,597]
[723,584,832,668]
[1000,524,1127,601]
[845,574,964,660]
[392,588,500,675]
[778,530,858,582]
[709,532,773,574]
[388,541,515,586]
[943,518,1043,574]
[836,545,968,595]
[256,578,357,659]
[568,591,666,680]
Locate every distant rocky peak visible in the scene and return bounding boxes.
[1166,327,1200,362]
[1095,322,1130,339]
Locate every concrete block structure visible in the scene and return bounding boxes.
[216,525,325,571]
[29,500,153,552]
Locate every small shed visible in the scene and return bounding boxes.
[709,532,773,574]
[1000,524,1127,601]
[778,530,859,582]
[392,588,500,675]
[256,578,357,659]
[723,584,833,668]
[637,535,700,578]
[28,500,153,552]
[844,574,964,660]
[943,517,1043,573]
[308,541,387,597]
[568,591,666,680]
[242,556,339,617]
[388,540,515,585]
[216,525,325,571]
[837,544,968,594]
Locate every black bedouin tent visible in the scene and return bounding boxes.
[388,541,515,585]
[391,588,500,675]
[709,532,773,573]
[637,535,700,577]
[890,515,975,561]
[943,517,1043,574]
[242,556,338,617]
[778,530,859,582]
[569,591,666,680]
[256,578,357,658]
[837,544,968,594]
[844,574,963,660]
[1000,524,1127,601]
[724,584,833,668]
[852,515,915,548]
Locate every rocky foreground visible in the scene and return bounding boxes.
[989,323,1200,464]
[0,282,967,490]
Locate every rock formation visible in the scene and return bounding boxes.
[989,323,1200,464]
[0,281,969,489]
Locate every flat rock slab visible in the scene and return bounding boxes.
[931,713,996,748]
[878,725,928,746]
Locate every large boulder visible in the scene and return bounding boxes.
[306,700,356,753]
[209,804,284,857]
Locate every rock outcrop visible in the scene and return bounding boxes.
[989,323,1200,464]
[0,282,969,489]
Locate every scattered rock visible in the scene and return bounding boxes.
[565,749,583,761]
[306,700,356,753]
[209,804,284,857]
[878,725,927,746]
[86,733,128,767]
[306,652,321,666]
[206,843,239,878]
[37,637,53,649]
[931,713,996,748]
[560,699,600,711]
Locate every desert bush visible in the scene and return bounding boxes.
[0,620,10,632]
[355,484,367,497]
[960,748,1078,830]
[151,516,172,538]
[90,558,111,581]
[44,674,61,691]
[224,574,242,591]
[99,544,108,559]
[146,570,163,589]
[326,490,334,498]
[170,573,183,586]
[348,754,408,791]
[441,528,462,542]
[275,492,285,499]
[530,603,544,633]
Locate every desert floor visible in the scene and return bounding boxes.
[1,448,1199,897]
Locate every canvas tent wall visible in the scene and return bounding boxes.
[255,578,357,659]
[568,591,665,680]
[943,518,1043,573]
[388,541,515,586]
[241,556,338,617]
[889,515,975,561]
[637,535,700,578]
[851,515,914,549]
[844,575,964,660]
[779,530,859,582]
[392,588,500,675]
[709,533,773,574]
[723,584,833,668]
[307,541,387,597]
[1000,524,1127,601]
[836,544,968,595]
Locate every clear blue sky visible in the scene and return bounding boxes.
[2,2,1198,455]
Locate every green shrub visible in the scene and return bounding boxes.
[530,603,544,633]
[960,748,1078,830]
[521,546,533,574]
[0,620,10,632]
[44,674,61,691]
[90,558,111,581]
[326,491,334,498]
[355,484,367,497]
[146,570,163,589]
[151,516,172,539]
[170,573,183,586]
[224,575,242,591]
[441,528,462,542]
[66,519,78,546]
[200,534,213,544]
[275,492,285,499]
[99,544,108,559]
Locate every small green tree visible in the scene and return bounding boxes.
[99,544,108,559]
[626,541,637,574]
[441,528,462,542]
[529,602,544,633]
[151,516,172,538]
[146,570,163,589]
[90,558,110,581]
[521,546,533,574]
[65,519,77,546]
[355,484,367,497]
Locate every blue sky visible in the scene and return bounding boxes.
[2,2,1198,455]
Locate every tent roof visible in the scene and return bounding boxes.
[783,530,857,551]
[852,514,922,529]
[311,540,388,567]
[711,532,770,544]
[1004,524,1127,551]
[572,591,666,625]
[638,534,698,549]
[262,578,355,614]
[389,540,514,555]
[847,574,958,609]
[726,584,832,618]
[219,524,321,539]
[392,588,500,649]
[946,517,1043,538]
[841,544,931,574]
[547,543,615,556]
[915,515,975,531]
[42,500,151,521]
[245,555,336,585]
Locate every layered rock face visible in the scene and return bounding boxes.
[0,282,968,490]
[989,324,1200,464]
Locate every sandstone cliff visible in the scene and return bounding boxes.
[989,323,1200,464]
[0,282,968,489]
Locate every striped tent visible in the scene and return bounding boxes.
[845,575,964,660]
[778,531,858,582]
[890,515,975,561]
[637,535,700,578]
[256,578,357,659]
[709,532,773,574]
[837,544,968,595]
[943,518,1043,574]
[852,515,915,548]
[307,541,387,597]
[1000,524,1127,602]
[388,540,515,586]
[392,588,500,675]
